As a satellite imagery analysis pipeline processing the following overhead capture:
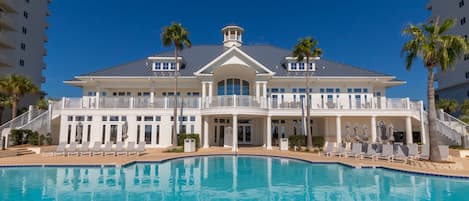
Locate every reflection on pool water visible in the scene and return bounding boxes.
[1,156,469,201]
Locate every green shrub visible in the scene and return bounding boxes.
[177,133,200,148]
[288,135,306,147]
[9,129,41,145]
[9,129,25,145]
[26,131,40,145]
[312,136,325,148]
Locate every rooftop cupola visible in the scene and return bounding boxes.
[222,25,244,48]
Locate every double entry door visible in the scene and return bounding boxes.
[238,124,252,144]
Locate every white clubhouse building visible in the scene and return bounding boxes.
[59,25,427,151]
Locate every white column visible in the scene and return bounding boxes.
[263,82,267,98]
[336,116,341,144]
[232,114,238,152]
[201,82,206,99]
[266,115,272,150]
[150,91,155,105]
[203,116,209,148]
[208,81,213,99]
[201,82,206,108]
[371,116,377,143]
[419,101,427,144]
[96,89,100,109]
[256,82,260,99]
[406,116,413,144]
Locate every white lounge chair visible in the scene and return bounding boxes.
[103,142,114,156]
[378,144,394,162]
[347,143,364,159]
[333,143,347,158]
[115,142,127,156]
[394,144,409,163]
[126,141,135,156]
[78,142,91,156]
[91,142,103,156]
[322,142,335,157]
[419,144,429,160]
[363,143,378,161]
[54,142,67,156]
[407,144,419,159]
[67,142,78,156]
[136,143,145,156]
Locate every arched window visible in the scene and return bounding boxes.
[217,79,250,95]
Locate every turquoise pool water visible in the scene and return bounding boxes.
[1,156,469,201]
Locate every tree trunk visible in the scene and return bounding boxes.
[305,56,313,150]
[172,48,179,146]
[427,67,442,162]
[11,96,18,120]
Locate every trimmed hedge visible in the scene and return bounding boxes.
[177,133,200,148]
[288,135,325,148]
[10,129,41,145]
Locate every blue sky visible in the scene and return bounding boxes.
[44,0,430,101]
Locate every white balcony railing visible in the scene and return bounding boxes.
[61,95,419,112]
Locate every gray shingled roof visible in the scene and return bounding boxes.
[77,45,391,77]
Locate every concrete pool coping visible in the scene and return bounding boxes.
[1,146,469,179]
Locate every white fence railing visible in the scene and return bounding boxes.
[61,95,420,112]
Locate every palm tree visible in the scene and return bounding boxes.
[293,37,323,150]
[436,99,458,114]
[161,22,192,146]
[0,93,11,123]
[402,17,469,161]
[0,74,39,119]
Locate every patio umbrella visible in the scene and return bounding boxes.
[388,123,395,143]
[122,121,129,140]
[344,122,351,142]
[76,122,83,143]
[362,124,368,141]
[376,121,382,143]
[353,123,360,142]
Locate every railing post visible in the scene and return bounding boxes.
[129,97,134,109]
[406,98,410,110]
[164,97,168,109]
[198,97,202,109]
[47,102,52,133]
[62,97,66,109]
[27,105,33,123]
[233,95,237,108]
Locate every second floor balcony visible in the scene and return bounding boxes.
[61,95,422,114]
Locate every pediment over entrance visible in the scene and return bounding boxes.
[194,46,274,76]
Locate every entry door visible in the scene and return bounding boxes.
[238,125,252,144]
[218,125,225,146]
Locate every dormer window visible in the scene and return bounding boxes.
[290,63,297,70]
[162,62,169,70]
[299,63,305,70]
[152,62,161,70]
[287,62,317,71]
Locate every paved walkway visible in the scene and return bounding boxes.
[1,146,469,178]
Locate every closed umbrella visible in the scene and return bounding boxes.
[376,121,382,143]
[353,123,360,142]
[122,121,128,141]
[345,122,351,142]
[76,122,83,143]
[388,123,395,143]
[362,124,368,141]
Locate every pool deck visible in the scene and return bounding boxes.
[1,146,469,178]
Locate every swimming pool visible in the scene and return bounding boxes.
[1,156,468,201]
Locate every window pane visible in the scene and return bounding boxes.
[218,81,225,95]
[145,125,152,144]
[234,79,241,95]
